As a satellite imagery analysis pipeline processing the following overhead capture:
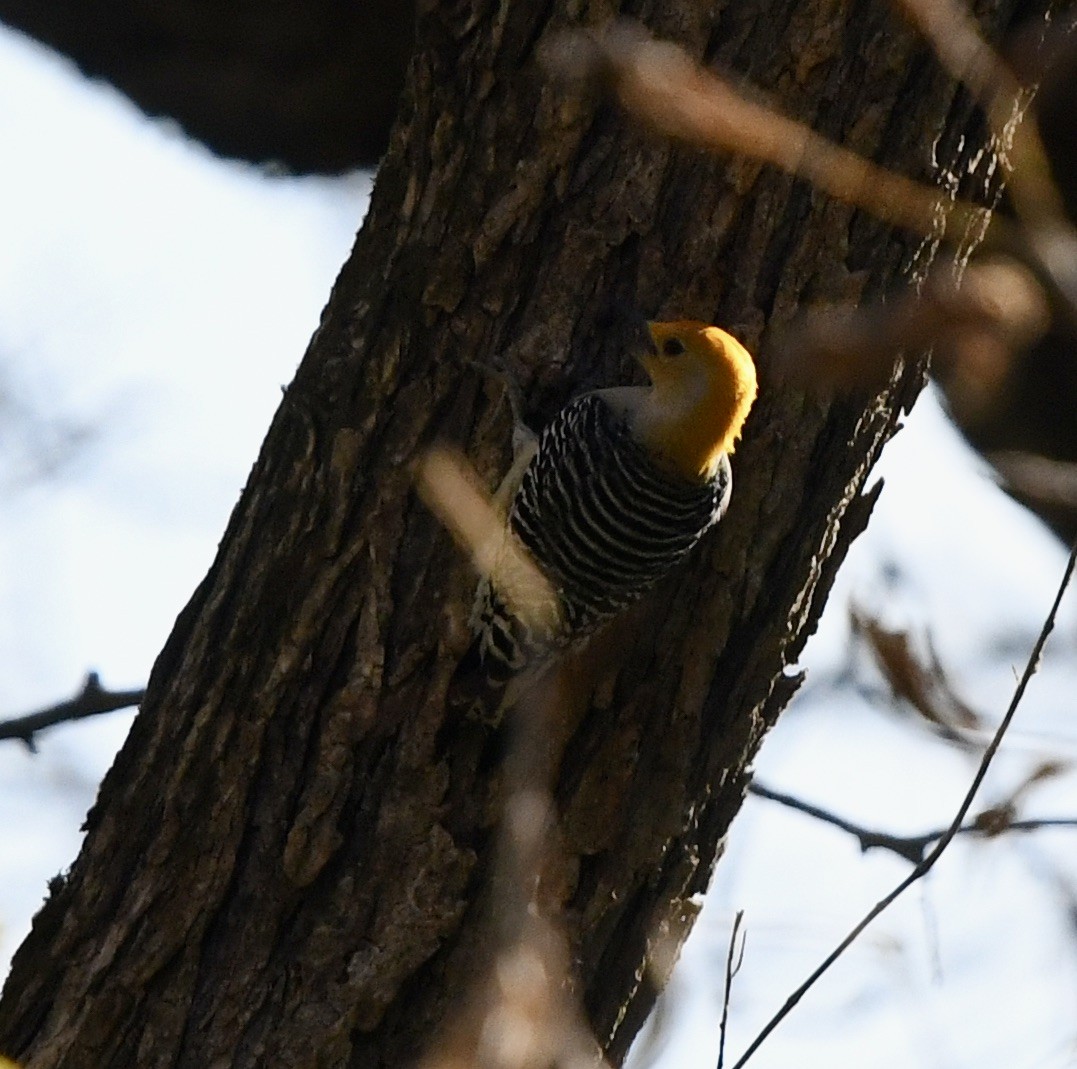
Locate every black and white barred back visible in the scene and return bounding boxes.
[513,392,730,634]
[452,392,731,721]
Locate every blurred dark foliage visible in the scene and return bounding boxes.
[0,0,414,171]
[942,25,1077,541]
[1026,25,1077,220]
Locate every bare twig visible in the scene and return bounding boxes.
[421,444,570,722]
[991,452,1077,512]
[893,0,1065,227]
[894,0,1011,108]
[891,0,1077,343]
[749,780,1077,865]
[770,256,1050,396]
[716,911,746,1069]
[730,536,1077,1068]
[543,20,994,243]
[749,781,935,864]
[417,448,606,1069]
[0,673,144,751]
[418,447,562,638]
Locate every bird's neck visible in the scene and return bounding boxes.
[633,367,753,483]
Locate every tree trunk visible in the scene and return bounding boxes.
[0,1,1050,1066]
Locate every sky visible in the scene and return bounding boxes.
[1,21,1076,1069]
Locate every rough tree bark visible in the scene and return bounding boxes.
[0,0,1053,1066]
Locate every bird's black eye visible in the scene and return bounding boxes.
[662,337,686,356]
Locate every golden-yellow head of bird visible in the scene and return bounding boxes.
[635,319,758,481]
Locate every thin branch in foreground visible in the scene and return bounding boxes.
[990,451,1077,514]
[0,673,144,752]
[730,536,1077,1069]
[893,0,1066,228]
[716,911,746,1069]
[769,256,1050,396]
[418,446,563,639]
[417,448,606,1069]
[542,20,994,243]
[749,780,1077,865]
[891,0,1077,344]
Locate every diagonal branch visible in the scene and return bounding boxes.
[543,20,996,243]
[749,780,1077,865]
[0,674,144,752]
[893,0,1065,227]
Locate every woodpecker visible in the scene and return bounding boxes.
[450,319,758,724]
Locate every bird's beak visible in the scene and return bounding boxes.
[637,320,660,379]
[643,320,659,352]
[633,318,659,381]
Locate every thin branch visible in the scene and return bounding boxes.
[749,780,1077,865]
[0,673,144,751]
[990,451,1077,512]
[769,256,1050,396]
[543,20,995,243]
[894,0,1011,109]
[890,0,1077,341]
[893,0,1066,227]
[749,781,933,864]
[418,446,562,637]
[716,911,746,1069]
[731,536,1077,1069]
[417,449,608,1069]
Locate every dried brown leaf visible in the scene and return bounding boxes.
[851,609,982,743]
